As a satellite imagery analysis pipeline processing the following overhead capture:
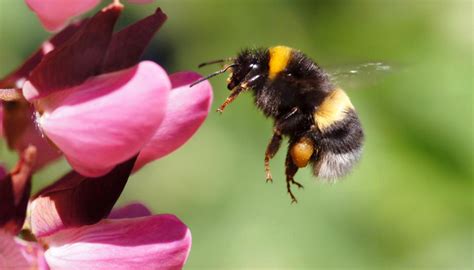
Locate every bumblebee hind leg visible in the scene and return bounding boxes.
[285,151,304,204]
[264,130,282,182]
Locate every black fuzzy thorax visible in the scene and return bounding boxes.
[250,49,333,136]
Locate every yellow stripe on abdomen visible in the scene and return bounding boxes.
[314,89,354,130]
[268,46,292,79]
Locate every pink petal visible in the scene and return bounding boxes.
[0,230,47,270]
[30,157,136,238]
[0,146,35,235]
[43,215,192,270]
[34,61,169,176]
[134,72,212,171]
[25,0,101,32]
[24,3,122,101]
[108,202,152,219]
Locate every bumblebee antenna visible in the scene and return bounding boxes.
[190,64,237,87]
[198,57,235,68]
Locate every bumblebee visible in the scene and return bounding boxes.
[192,46,364,203]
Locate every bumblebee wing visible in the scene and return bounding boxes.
[328,62,393,90]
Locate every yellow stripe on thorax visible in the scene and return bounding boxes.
[268,46,292,79]
[314,88,354,130]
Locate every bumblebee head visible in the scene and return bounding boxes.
[191,48,268,91]
[226,49,268,90]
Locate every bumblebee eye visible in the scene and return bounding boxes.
[249,63,259,70]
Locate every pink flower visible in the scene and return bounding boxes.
[0,203,191,270]
[1,3,209,268]
[1,155,191,269]
[28,161,191,269]
[2,4,212,176]
[26,0,156,32]
[0,20,87,171]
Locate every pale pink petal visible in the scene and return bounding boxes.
[0,230,47,270]
[126,0,155,3]
[34,61,170,176]
[108,202,152,219]
[43,215,192,270]
[134,72,212,171]
[26,0,101,32]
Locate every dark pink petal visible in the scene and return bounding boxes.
[2,98,61,171]
[33,61,169,176]
[43,215,191,270]
[30,156,136,238]
[0,103,3,137]
[0,230,47,270]
[25,0,100,32]
[134,72,212,171]
[1,98,31,150]
[2,98,60,171]
[0,146,36,234]
[25,3,123,101]
[13,116,62,171]
[102,8,167,73]
[0,20,85,89]
[0,164,6,179]
[108,202,152,219]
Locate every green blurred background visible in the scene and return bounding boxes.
[1,0,472,269]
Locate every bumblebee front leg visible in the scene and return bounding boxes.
[264,129,282,183]
[217,74,260,113]
[217,87,244,113]
[285,151,304,204]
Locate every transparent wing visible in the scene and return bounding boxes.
[325,62,393,89]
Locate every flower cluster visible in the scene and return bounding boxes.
[0,1,212,269]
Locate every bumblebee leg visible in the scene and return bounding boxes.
[217,88,243,113]
[285,151,304,204]
[264,130,282,183]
